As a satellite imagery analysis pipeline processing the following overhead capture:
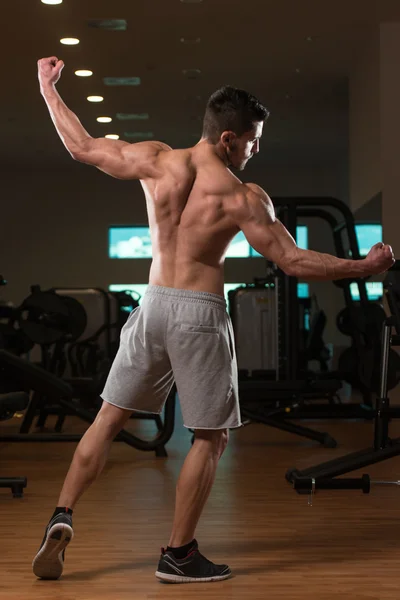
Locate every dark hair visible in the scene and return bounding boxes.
[202,86,269,143]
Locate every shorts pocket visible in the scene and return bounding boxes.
[180,324,219,334]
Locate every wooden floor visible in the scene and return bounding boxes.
[2,405,400,600]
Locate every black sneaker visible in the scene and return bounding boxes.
[155,540,231,583]
[32,512,73,579]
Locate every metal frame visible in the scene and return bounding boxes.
[286,265,400,493]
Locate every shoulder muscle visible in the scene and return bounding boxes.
[228,182,275,227]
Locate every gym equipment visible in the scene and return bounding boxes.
[236,197,377,448]
[292,475,400,506]
[286,260,400,495]
[0,391,29,497]
[18,286,87,346]
[336,298,400,394]
[0,276,34,355]
[229,279,278,376]
[51,287,130,373]
[0,284,176,456]
[0,349,176,457]
[302,297,331,372]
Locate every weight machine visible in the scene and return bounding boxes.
[0,283,176,456]
[286,261,400,497]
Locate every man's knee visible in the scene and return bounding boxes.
[194,428,229,458]
[94,400,132,439]
[219,428,229,456]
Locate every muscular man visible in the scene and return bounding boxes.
[33,56,394,583]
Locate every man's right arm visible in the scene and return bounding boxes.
[228,183,394,280]
[38,57,171,180]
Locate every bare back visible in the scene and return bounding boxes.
[140,142,245,296]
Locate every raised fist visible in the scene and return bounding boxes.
[365,242,395,274]
[37,56,64,88]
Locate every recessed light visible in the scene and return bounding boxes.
[75,69,93,77]
[88,19,127,31]
[295,68,301,74]
[116,113,149,121]
[41,0,62,4]
[97,117,112,123]
[180,37,201,44]
[182,68,201,79]
[87,96,104,103]
[124,132,154,139]
[60,37,80,45]
[105,134,120,140]
[103,77,141,86]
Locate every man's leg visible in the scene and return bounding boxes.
[32,401,132,579]
[57,401,133,508]
[169,428,229,547]
[156,428,231,583]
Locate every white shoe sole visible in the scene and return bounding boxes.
[32,523,73,579]
[155,570,231,583]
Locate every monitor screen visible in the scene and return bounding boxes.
[355,224,382,257]
[109,227,152,258]
[350,281,383,301]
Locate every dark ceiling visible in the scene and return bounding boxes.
[3,0,400,170]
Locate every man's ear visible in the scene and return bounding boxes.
[221,131,236,148]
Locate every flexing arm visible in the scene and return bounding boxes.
[38,57,170,179]
[229,183,394,280]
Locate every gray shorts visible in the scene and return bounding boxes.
[101,285,242,429]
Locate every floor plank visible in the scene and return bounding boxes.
[1,405,400,599]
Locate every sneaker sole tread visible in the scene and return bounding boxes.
[32,523,73,580]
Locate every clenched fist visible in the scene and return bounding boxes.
[365,242,395,274]
[38,56,64,89]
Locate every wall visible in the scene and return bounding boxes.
[380,22,400,257]
[349,29,381,213]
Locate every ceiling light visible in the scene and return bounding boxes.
[87,96,104,103]
[182,68,201,79]
[306,36,313,42]
[116,113,149,121]
[105,134,120,140]
[295,68,301,74]
[103,77,141,86]
[124,132,153,139]
[60,37,80,45]
[41,0,62,4]
[75,69,93,77]
[180,37,201,44]
[97,117,112,123]
[88,19,127,31]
